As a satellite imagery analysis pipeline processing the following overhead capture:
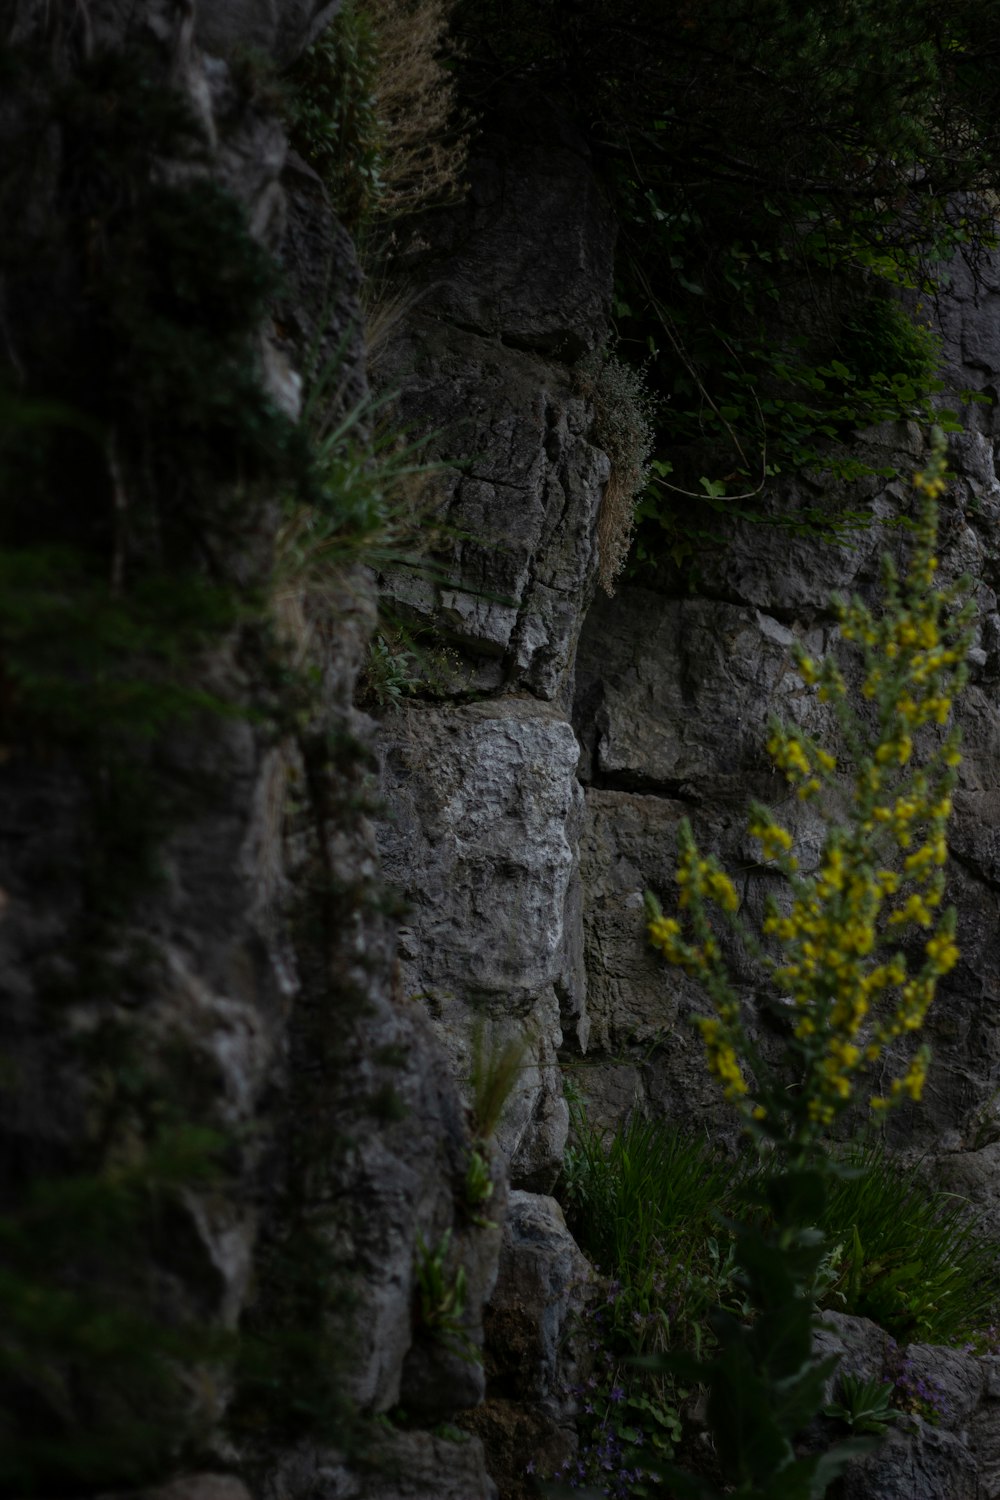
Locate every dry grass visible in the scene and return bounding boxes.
[368,0,470,220]
[596,470,640,596]
[576,350,657,596]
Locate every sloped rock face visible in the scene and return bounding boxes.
[462,1190,592,1499]
[372,88,613,709]
[378,700,586,1183]
[373,120,1000,1490]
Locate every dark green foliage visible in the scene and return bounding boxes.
[0,1125,230,1497]
[819,1144,1000,1343]
[561,1113,1000,1496]
[231,1213,358,1450]
[284,3,384,229]
[458,0,1000,562]
[1,47,312,567]
[0,38,359,1492]
[563,1108,746,1333]
[0,547,241,743]
[0,45,314,931]
[560,1111,752,1487]
[824,1373,902,1436]
[651,1168,876,1500]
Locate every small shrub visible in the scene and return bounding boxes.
[462,1147,496,1227]
[365,0,470,222]
[885,1345,950,1425]
[285,4,383,229]
[358,631,421,707]
[823,1373,902,1436]
[559,1109,750,1492]
[562,1107,746,1339]
[413,1229,480,1363]
[575,349,656,595]
[271,392,443,663]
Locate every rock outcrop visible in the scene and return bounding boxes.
[7,5,1000,1500]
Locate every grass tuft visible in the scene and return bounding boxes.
[819,1142,1000,1345]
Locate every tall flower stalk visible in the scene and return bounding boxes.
[643,432,974,1498]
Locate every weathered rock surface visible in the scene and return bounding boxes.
[378,700,586,1184]
[13,4,1000,1499]
[463,1192,591,1500]
[372,90,614,707]
[260,1431,498,1500]
[1,5,505,1498]
[816,1314,1000,1500]
[569,412,1000,1150]
[195,0,341,65]
[934,1142,1000,1240]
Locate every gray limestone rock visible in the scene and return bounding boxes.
[576,590,830,794]
[363,1430,499,1500]
[465,1191,591,1500]
[391,87,614,360]
[370,90,615,707]
[934,1143,1000,1241]
[814,1316,1000,1500]
[374,320,610,705]
[260,1432,498,1500]
[484,1191,591,1412]
[571,452,1000,1143]
[378,700,586,1185]
[840,1425,981,1500]
[136,1480,254,1500]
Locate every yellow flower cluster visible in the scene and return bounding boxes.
[697,1017,749,1100]
[871,1047,931,1111]
[766,729,835,803]
[748,812,795,863]
[673,844,741,912]
[646,433,972,1146]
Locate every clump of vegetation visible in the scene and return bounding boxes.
[560,1110,748,1488]
[285,0,468,232]
[284,3,384,227]
[413,1228,481,1363]
[562,1109,746,1349]
[467,1015,529,1140]
[575,349,657,595]
[823,1373,902,1437]
[458,0,1000,566]
[557,1104,1000,1494]
[358,631,422,706]
[819,1144,1000,1344]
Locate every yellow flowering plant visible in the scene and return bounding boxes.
[646,432,972,1154]
[643,431,975,1499]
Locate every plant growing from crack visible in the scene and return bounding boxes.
[644,431,974,1498]
[413,1228,481,1364]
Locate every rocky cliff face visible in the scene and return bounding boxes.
[5,4,1000,1499]
[371,76,1000,1500]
